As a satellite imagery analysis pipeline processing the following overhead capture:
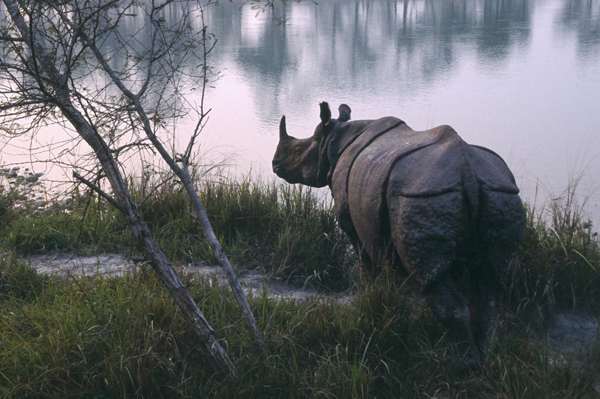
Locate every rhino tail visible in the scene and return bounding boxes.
[461,158,480,227]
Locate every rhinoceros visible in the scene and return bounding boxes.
[272,102,525,365]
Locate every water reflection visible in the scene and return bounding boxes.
[477,0,531,60]
[205,0,533,112]
[1,0,600,226]
[556,0,600,60]
[0,0,537,118]
[199,0,600,227]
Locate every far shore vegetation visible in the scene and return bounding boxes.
[1,167,599,398]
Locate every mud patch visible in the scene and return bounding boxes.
[547,313,598,355]
[545,312,598,368]
[25,253,352,303]
[27,253,137,277]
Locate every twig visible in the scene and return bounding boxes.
[73,171,125,214]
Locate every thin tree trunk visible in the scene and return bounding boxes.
[3,0,236,375]
[180,164,265,350]
[76,28,264,350]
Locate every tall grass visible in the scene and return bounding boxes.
[1,172,599,304]
[506,183,600,322]
[1,256,598,398]
[2,170,600,307]
[1,174,600,397]
[0,174,353,290]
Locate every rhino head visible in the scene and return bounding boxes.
[273,102,350,187]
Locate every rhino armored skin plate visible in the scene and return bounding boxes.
[272,102,525,368]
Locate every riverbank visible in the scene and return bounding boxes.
[1,175,600,397]
[1,254,600,398]
[22,252,351,303]
[1,174,354,290]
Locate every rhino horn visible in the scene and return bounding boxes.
[320,102,331,126]
[279,115,288,140]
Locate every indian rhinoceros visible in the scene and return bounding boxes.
[272,102,525,366]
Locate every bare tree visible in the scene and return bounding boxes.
[0,0,263,374]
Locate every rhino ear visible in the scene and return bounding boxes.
[319,102,331,126]
[338,104,351,122]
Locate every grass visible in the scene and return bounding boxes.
[504,183,600,321]
[2,171,599,307]
[1,173,600,397]
[0,174,352,290]
[1,256,599,399]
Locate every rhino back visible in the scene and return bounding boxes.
[387,130,466,198]
[340,124,454,260]
[387,139,519,197]
[466,145,519,194]
[330,117,405,231]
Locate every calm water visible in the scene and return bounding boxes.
[2,0,600,226]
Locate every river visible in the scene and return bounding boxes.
[2,0,599,227]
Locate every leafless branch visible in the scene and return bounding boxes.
[1,0,242,374]
[73,170,124,213]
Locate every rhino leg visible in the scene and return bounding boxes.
[386,193,466,287]
[469,266,499,359]
[474,190,525,356]
[387,193,482,366]
[425,276,482,368]
[336,208,376,277]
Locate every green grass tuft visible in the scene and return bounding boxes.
[1,175,352,290]
[1,173,600,397]
[506,183,600,322]
[1,256,599,398]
